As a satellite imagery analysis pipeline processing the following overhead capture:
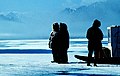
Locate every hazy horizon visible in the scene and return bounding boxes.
[0,0,119,39]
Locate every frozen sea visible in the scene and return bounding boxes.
[0,38,120,76]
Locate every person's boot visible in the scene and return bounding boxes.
[94,63,97,66]
[87,63,91,66]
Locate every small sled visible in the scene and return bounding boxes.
[74,55,120,64]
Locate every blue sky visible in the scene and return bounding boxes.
[0,0,106,11]
[0,0,111,39]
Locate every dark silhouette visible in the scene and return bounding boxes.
[59,23,69,63]
[102,47,111,58]
[86,19,103,66]
[49,23,60,63]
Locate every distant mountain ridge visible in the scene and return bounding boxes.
[0,12,21,22]
[0,0,120,39]
[63,0,120,20]
[60,0,120,37]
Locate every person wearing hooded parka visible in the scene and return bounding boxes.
[49,23,60,63]
[59,23,69,63]
[86,19,103,66]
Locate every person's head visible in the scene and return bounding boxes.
[92,19,101,28]
[60,23,67,31]
[53,23,59,32]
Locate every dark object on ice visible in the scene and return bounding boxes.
[74,55,120,64]
[59,23,69,63]
[74,47,116,64]
[51,61,57,63]
[102,47,111,58]
[108,26,120,57]
[49,22,60,63]
[86,19,104,66]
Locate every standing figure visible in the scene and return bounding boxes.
[59,23,69,63]
[86,19,103,66]
[49,23,60,63]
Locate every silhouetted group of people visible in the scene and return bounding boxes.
[49,19,104,66]
[49,22,69,64]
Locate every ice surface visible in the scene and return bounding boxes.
[0,54,120,76]
[0,38,120,76]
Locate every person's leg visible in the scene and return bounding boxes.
[94,51,99,66]
[87,50,93,66]
[63,51,68,63]
[58,49,68,64]
[51,49,58,62]
[99,43,103,58]
[87,42,94,66]
[51,54,56,62]
[55,52,60,62]
[94,42,102,66]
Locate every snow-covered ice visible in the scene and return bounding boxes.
[1,54,120,76]
[0,38,120,76]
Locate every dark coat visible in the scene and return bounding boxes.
[59,25,69,63]
[86,27,103,42]
[49,31,59,50]
[86,26,103,51]
[59,30,69,50]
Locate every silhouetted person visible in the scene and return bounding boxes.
[49,23,60,63]
[86,19,103,66]
[59,23,69,63]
